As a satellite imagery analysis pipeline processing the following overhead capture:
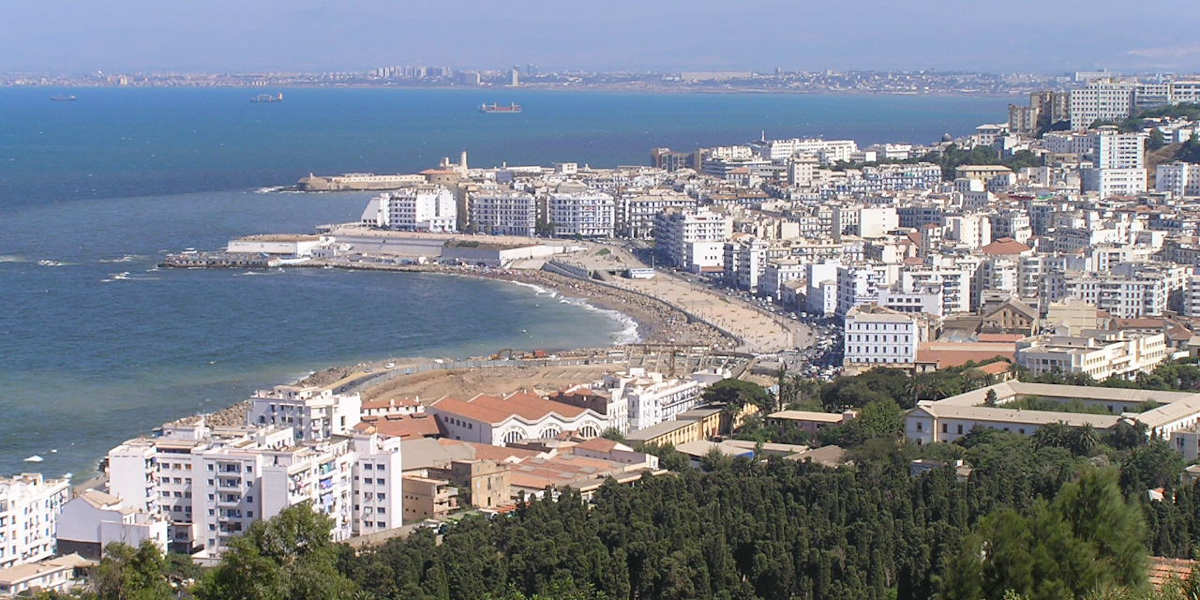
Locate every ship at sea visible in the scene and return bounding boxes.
[49,95,78,102]
[480,102,521,114]
[251,92,284,104]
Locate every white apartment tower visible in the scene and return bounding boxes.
[248,385,362,443]
[361,186,457,232]
[0,474,69,568]
[468,191,537,236]
[548,190,616,238]
[843,304,922,366]
[654,209,732,268]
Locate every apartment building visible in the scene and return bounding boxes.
[548,189,616,238]
[724,237,769,292]
[1062,272,1169,318]
[843,304,923,367]
[654,209,732,269]
[1070,81,1137,129]
[468,190,537,236]
[1089,130,1146,169]
[55,490,169,559]
[0,474,69,568]
[616,191,696,238]
[600,368,705,432]
[1080,166,1147,198]
[1015,331,1167,380]
[1156,162,1200,197]
[360,185,457,232]
[248,385,362,443]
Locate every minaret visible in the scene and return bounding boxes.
[460,150,468,171]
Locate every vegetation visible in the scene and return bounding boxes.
[46,363,1200,600]
[1001,395,1116,415]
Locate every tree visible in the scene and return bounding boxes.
[939,468,1146,600]
[702,379,774,414]
[1148,128,1167,151]
[93,541,175,600]
[984,389,998,407]
[195,503,357,600]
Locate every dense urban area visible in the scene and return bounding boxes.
[4,65,1098,95]
[8,72,1200,600]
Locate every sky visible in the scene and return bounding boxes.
[3,0,1199,74]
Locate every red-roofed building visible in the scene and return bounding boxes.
[354,413,441,440]
[429,392,608,446]
[980,237,1033,256]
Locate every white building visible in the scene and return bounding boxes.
[1015,331,1167,380]
[1156,162,1200,197]
[248,385,362,443]
[724,237,769,292]
[1089,130,1146,169]
[360,186,457,232]
[105,416,401,558]
[843,304,922,367]
[0,474,69,568]
[549,190,616,238]
[1069,81,1137,130]
[751,138,859,165]
[1062,272,1169,318]
[600,369,705,432]
[1080,167,1147,198]
[617,191,696,239]
[349,434,405,536]
[469,191,537,236]
[430,392,607,445]
[805,261,841,317]
[55,490,169,559]
[654,209,732,269]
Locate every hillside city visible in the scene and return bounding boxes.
[7,73,1200,599]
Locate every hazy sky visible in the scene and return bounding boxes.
[5,0,1199,73]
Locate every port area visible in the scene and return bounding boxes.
[161,228,810,354]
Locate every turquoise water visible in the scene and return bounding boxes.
[0,88,1011,478]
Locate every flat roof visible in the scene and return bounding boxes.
[626,419,696,441]
[916,404,1122,428]
[768,410,847,423]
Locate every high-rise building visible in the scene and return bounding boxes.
[0,474,69,568]
[469,190,538,236]
[360,186,457,232]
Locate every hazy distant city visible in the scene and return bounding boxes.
[1,65,1169,95]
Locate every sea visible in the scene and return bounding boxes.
[0,87,1013,478]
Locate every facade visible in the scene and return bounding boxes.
[1080,167,1148,197]
[1089,130,1146,169]
[601,369,705,432]
[1062,272,1169,318]
[616,191,696,238]
[1156,162,1200,197]
[106,418,400,558]
[55,490,169,559]
[430,392,607,445]
[843,304,922,366]
[654,209,732,269]
[248,385,362,443]
[0,554,92,598]
[360,186,457,232]
[549,191,616,238]
[0,474,69,568]
[1070,81,1137,130]
[1015,331,1167,380]
[468,191,537,236]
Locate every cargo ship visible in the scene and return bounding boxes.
[480,102,521,113]
[49,95,78,102]
[251,92,284,103]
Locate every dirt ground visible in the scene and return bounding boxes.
[361,364,617,404]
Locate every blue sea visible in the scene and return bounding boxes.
[0,87,1012,478]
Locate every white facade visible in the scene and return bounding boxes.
[1069,81,1136,130]
[805,261,841,316]
[349,435,405,536]
[361,186,457,232]
[430,392,608,445]
[549,191,616,238]
[0,474,69,568]
[601,369,705,432]
[248,385,362,443]
[654,209,732,268]
[843,304,921,366]
[1089,130,1145,169]
[55,490,169,556]
[1063,273,1169,318]
[1156,162,1200,197]
[469,191,537,236]
[1080,167,1147,198]
[1016,332,1167,380]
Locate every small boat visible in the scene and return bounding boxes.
[480,102,521,113]
[24,455,44,463]
[50,95,77,102]
[251,92,284,103]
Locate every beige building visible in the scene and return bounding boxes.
[1015,331,1166,380]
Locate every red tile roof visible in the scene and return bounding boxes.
[980,237,1031,255]
[432,392,588,425]
[355,413,441,440]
